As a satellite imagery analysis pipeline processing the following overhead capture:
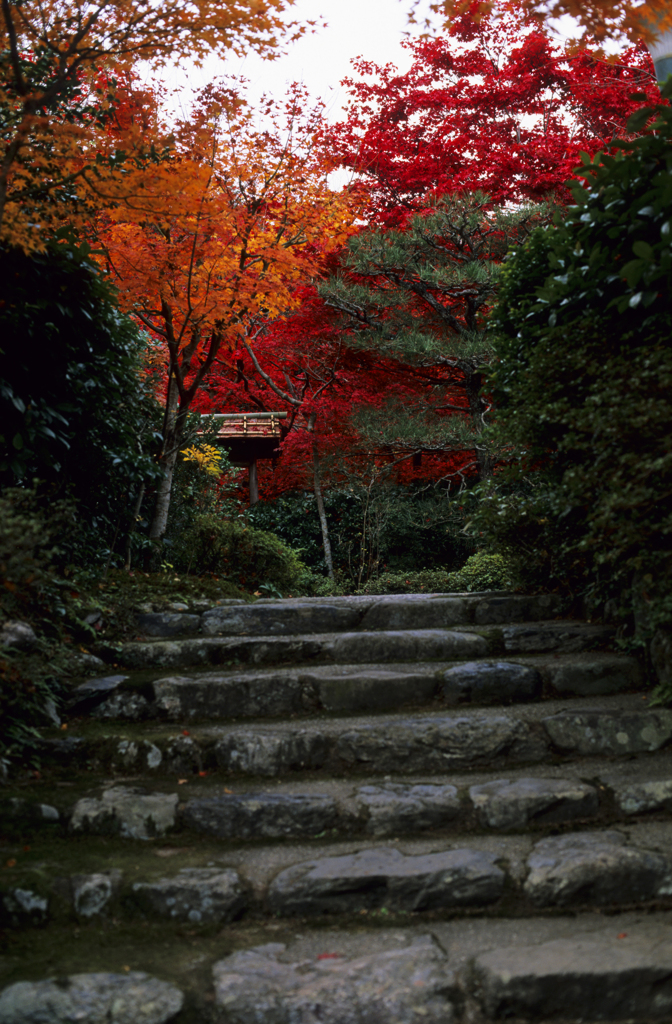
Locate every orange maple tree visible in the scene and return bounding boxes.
[0,0,307,252]
[97,83,357,547]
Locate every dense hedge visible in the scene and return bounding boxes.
[474,81,672,679]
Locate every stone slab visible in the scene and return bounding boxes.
[544,654,643,696]
[501,620,615,654]
[615,779,672,815]
[0,972,183,1024]
[71,870,122,919]
[202,602,362,636]
[152,671,307,721]
[181,792,339,839]
[136,612,201,637]
[474,594,560,625]
[329,629,487,664]
[472,931,672,1020]
[359,597,470,631]
[212,935,456,1024]
[336,714,546,773]
[302,665,439,712]
[69,787,177,840]
[524,830,672,907]
[542,709,672,755]
[469,777,599,831]
[442,661,541,704]
[266,846,505,916]
[356,783,460,837]
[132,867,246,924]
[214,729,330,777]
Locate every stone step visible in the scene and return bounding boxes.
[132,591,563,640]
[104,618,615,672]
[54,694,672,779]
[84,651,643,723]
[4,819,672,931]
[3,912,672,1024]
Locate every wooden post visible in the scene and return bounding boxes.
[249,460,259,505]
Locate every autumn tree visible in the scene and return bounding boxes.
[98,83,355,552]
[329,2,657,225]
[0,0,306,252]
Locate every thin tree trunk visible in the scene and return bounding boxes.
[249,461,259,505]
[124,482,146,571]
[148,375,183,566]
[312,439,334,580]
[465,369,493,480]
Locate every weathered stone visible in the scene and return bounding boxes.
[214,729,330,777]
[524,831,672,906]
[356,783,460,837]
[501,620,615,654]
[163,735,204,775]
[267,846,505,916]
[542,709,672,755]
[182,792,339,839]
[201,601,362,637]
[469,777,599,831]
[614,779,672,816]
[112,635,324,670]
[336,714,546,773]
[132,867,246,924]
[69,787,177,839]
[152,670,306,721]
[303,665,438,712]
[0,797,59,824]
[475,594,560,626]
[543,654,643,696]
[67,674,131,717]
[0,972,183,1024]
[0,620,37,651]
[106,739,163,772]
[359,597,469,631]
[0,888,48,926]
[212,935,456,1024]
[330,629,487,665]
[90,690,152,721]
[71,870,122,919]
[441,662,541,704]
[472,930,672,1021]
[135,611,200,637]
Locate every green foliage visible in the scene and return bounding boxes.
[356,568,462,595]
[248,486,472,586]
[0,234,162,565]
[444,550,520,592]
[478,81,672,693]
[176,514,311,594]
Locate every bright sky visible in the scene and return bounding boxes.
[163,0,438,122]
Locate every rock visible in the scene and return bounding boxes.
[542,709,672,755]
[0,620,37,651]
[135,612,201,637]
[215,728,330,777]
[182,792,339,839]
[71,870,122,919]
[0,888,48,926]
[90,690,153,721]
[163,735,204,775]
[359,596,469,631]
[132,867,246,924]
[212,935,456,1024]
[651,629,672,692]
[501,621,615,654]
[543,654,643,696]
[472,929,672,1021]
[614,779,672,815]
[441,662,541,704]
[475,594,560,625]
[0,797,59,824]
[69,787,177,839]
[0,972,183,1024]
[67,651,106,674]
[469,777,599,831]
[152,670,306,721]
[266,846,505,916]
[330,629,487,664]
[105,739,163,772]
[67,674,130,716]
[336,714,546,773]
[201,601,361,637]
[356,783,460,837]
[523,831,672,906]
[303,665,438,712]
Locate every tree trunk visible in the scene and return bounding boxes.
[249,461,259,505]
[311,434,334,580]
[465,369,493,480]
[148,375,183,566]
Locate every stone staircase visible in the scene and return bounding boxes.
[2,591,672,1023]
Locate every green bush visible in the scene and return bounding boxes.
[356,568,460,595]
[477,80,672,695]
[176,514,311,594]
[444,550,520,592]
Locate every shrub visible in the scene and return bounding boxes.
[177,514,311,594]
[444,550,520,592]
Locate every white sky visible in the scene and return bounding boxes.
[161,0,439,123]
